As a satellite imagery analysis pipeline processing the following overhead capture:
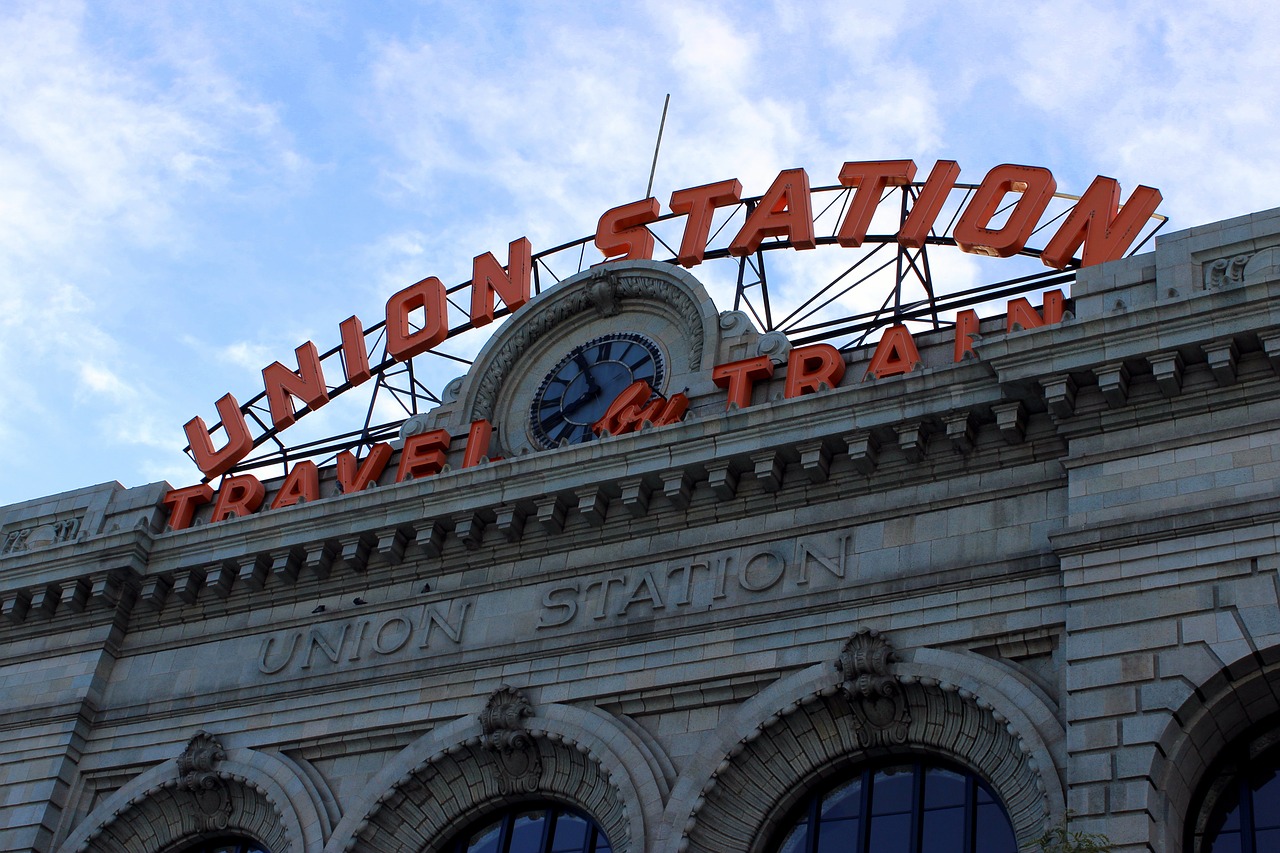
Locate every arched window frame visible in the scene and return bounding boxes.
[768,755,1019,853]
[1186,722,1280,853]
[169,838,270,853]
[443,802,613,853]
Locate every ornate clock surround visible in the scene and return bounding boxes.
[443,260,724,457]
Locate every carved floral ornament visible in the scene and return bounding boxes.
[835,627,911,746]
[480,684,543,794]
[176,729,233,829]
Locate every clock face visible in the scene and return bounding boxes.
[530,333,665,447]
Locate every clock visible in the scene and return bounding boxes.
[530,332,665,448]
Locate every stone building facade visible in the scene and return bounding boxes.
[3,207,1280,852]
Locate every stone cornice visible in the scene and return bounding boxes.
[1,349,1048,626]
[0,525,152,582]
[1050,492,1280,559]
[981,275,1280,383]
[11,260,1280,625]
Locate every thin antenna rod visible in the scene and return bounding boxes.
[646,94,670,199]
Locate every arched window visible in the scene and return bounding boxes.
[174,839,269,853]
[1194,740,1280,853]
[771,759,1018,853]
[445,804,613,853]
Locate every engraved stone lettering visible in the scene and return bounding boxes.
[538,583,578,628]
[373,616,412,654]
[534,529,862,631]
[303,624,349,669]
[256,600,472,678]
[348,619,368,662]
[582,576,626,620]
[419,600,470,647]
[738,550,785,592]
[617,569,665,616]
[792,536,851,585]
[257,633,301,675]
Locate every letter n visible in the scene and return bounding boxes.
[1041,177,1162,269]
[263,341,330,431]
[471,237,532,327]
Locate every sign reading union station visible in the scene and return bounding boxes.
[165,159,1162,530]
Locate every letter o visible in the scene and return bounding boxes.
[738,551,786,592]
[373,616,413,655]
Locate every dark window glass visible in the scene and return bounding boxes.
[1202,747,1280,853]
[816,815,860,853]
[770,759,1018,853]
[508,811,547,852]
[1209,831,1242,853]
[446,804,610,853]
[549,813,589,853]
[467,822,503,853]
[815,776,862,853]
[1253,769,1280,830]
[822,777,863,821]
[975,799,1017,853]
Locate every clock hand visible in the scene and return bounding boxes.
[574,353,601,395]
[562,392,597,417]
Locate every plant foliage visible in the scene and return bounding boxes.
[1037,815,1113,853]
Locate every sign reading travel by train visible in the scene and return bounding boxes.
[170,159,1162,530]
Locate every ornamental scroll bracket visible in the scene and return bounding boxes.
[480,684,542,794]
[175,730,233,830]
[1205,253,1253,289]
[835,628,910,747]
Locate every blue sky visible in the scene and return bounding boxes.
[1,0,1278,507]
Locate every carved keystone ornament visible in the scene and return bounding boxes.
[480,685,542,793]
[586,268,621,317]
[836,628,911,746]
[176,730,233,829]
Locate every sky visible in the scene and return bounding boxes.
[1,0,1278,508]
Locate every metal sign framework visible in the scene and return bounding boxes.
[188,181,1168,481]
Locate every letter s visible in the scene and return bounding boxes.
[537,583,579,629]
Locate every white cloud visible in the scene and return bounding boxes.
[0,0,306,501]
[980,0,1280,222]
[77,363,135,401]
[217,341,279,372]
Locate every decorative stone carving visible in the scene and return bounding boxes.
[354,729,633,853]
[615,275,705,368]
[442,375,466,404]
[480,685,542,793]
[176,730,232,829]
[1,516,82,555]
[756,330,792,364]
[682,675,1049,853]
[398,413,436,440]
[470,269,709,422]
[836,628,910,746]
[718,310,753,337]
[587,268,621,317]
[1204,253,1252,289]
